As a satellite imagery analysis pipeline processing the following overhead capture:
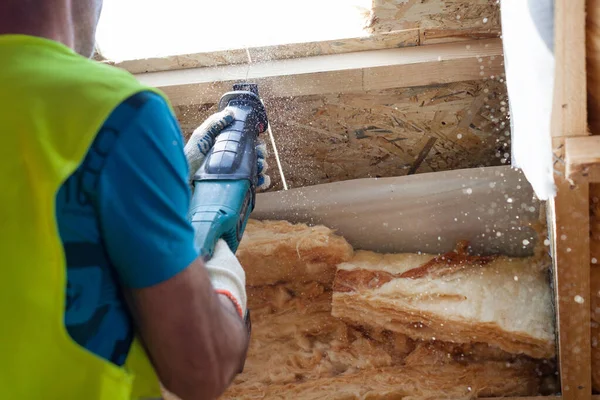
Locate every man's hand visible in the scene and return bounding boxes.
[184,109,235,180]
[184,109,271,191]
[205,240,251,373]
[255,140,270,191]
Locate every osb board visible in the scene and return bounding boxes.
[176,78,509,191]
[370,0,501,43]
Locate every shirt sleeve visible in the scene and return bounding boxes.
[94,91,198,288]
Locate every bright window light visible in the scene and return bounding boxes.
[96,0,372,61]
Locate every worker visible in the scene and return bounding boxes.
[0,0,269,399]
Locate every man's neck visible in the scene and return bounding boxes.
[0,2,74,49]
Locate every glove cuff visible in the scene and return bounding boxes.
[205,241,248,317]
[216,289,244,318]
[208,264,247,316]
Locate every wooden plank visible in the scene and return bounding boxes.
[591,184,600,265]
[548,178,592,399]
[550,0,592,397]
[566,135,600,182]
[167,391,575,400]
[587,0,600,135]
[552,0,588,138]
[166,391,596,399]
[136,39,504,106]
[249,30,419,63]
[112,30,420,75]
[478,397,560,400]
[550,1,592,397]
[420,28,501,45]
[498,397,600,400]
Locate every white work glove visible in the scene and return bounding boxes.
[206,239,247,317]
[255,141,270,191]
[184,109,271,191]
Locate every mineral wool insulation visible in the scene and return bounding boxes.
[215,219,557,400]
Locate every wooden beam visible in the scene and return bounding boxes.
[484,397,559,400]
[135,38,504,106]
[549,179,592,399]
[550,0,592,398]
[566,135,600,182]
[552,0,588,138]
[588,0,600,135]
[424,397,600,400]
[485,397,599,400]
[167,389,596,399]
[113,30,420,74]
[420,28,501,45]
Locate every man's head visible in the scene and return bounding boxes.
[72,0,104,58]
[0,0,103,58]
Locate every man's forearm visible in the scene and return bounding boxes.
[129,257,249,400]
[217,293,249,377]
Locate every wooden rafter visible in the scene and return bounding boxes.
[113,29,420,74]
[134,38,504,106]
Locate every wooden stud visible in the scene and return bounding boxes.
[552,0,588,138]
[587,0,600,135]
[549,178,592,399]
[550,0,592,398]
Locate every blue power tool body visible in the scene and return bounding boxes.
[188,83,269,259]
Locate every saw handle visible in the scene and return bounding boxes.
[188,180,254,259]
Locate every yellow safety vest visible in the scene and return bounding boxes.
[0,34,162,399]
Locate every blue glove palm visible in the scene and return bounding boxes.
[184,109,270,191]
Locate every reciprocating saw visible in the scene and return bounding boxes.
[188,83,269,258]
